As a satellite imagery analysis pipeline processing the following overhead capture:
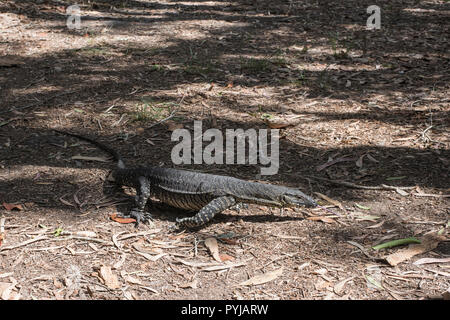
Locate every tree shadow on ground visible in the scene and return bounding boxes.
[0,0,448,226]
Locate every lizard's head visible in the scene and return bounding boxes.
[279,190,317,208]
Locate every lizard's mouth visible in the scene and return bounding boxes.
[295,198,317,207]
[305,198,318,207]
[284,195,317,207]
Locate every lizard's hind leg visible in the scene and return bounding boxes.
[174,196,236,229]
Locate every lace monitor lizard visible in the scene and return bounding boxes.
[53,129,317,229]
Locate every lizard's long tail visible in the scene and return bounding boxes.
[53,129,126,169]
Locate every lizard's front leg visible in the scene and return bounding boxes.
[174,196,236,229]
[125,176,153,226]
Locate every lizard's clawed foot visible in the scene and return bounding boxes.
[229,203,248,213]
[125,209,154,227]
[168,223,180,232]
[168,218,184,232]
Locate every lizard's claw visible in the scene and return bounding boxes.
[125,209,154,227]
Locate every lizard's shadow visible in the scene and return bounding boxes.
[148,203,306,225]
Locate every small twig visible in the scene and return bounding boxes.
[117,229,161,241]
[307,175,415,191]
[112,113,126,127]
[411,192,450,198]
[346,241,381,261]
[0,235,48,252]
[112,231,126,250]
[146,108,178,130]
[409,100,422,108]
[103,104,116,113]
[53,235,113,246]
[194,236,199,257]
[404,219,447,225]
[255,253,296,271]
[414,125,434,144]
[146,93,186,130]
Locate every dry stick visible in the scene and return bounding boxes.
[146,108,178,130]
[306,175,416,191]
[56,235,113,246]
[412,192,450,198]
[255,253,296,271]
[0,235,48,252]
[117,230,161,241]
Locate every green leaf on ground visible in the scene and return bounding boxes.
[355,203,371,210]
[372,237,421,250]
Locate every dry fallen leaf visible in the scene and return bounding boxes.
[0,282,13,300]
[366,221,384,229]
[59,197,75,207]
[219,254,235,262]
[355,154,364,168]
[315,278,332,291]
[120,271,143,285]
[99,266,120,289]
[205,237,222,262]
[266,120,293,129]
[123,291,134,300]
[395,188,409,196]
[180,278,198,289]
[265,115,303,129]
[201,262,247,272]
[307,216,336,224]
[385,234,445,266]
[314,192,344,210]
[110,213,136,224]
[333,277,355,296]
[0,278,18,300]
[74,231,97,238]
[366,154,379,163]
[2,203,23,211]
[220,238,238,245]
[443,289,450,300]
[239,267,283,286]
[413,257,450,265]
